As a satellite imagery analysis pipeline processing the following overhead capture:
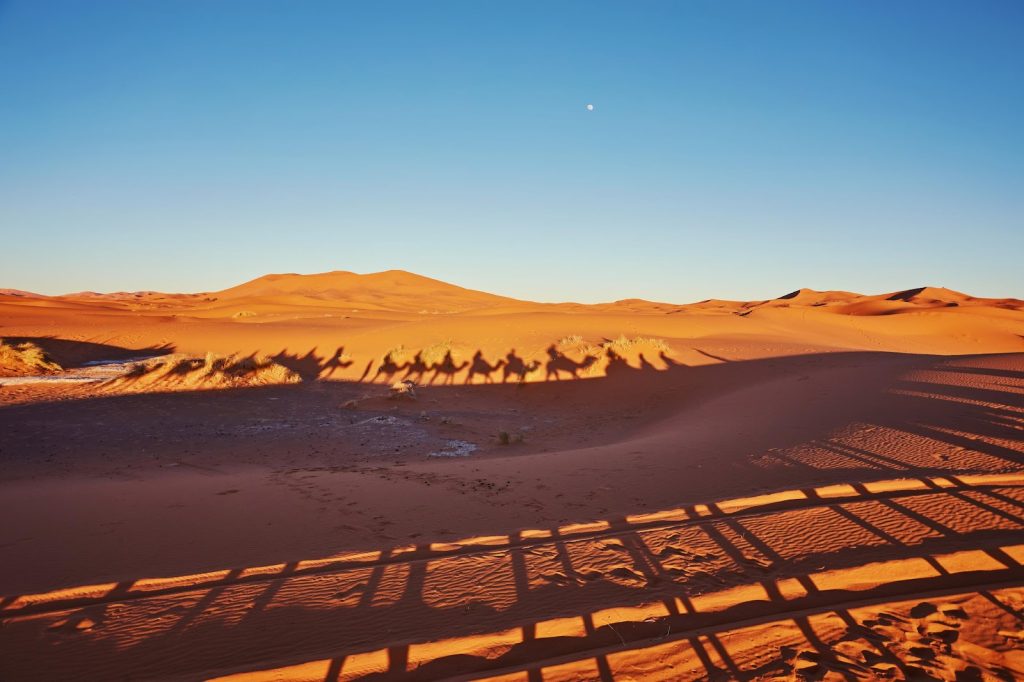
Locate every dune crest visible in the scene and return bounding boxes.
[6,270,1019,320]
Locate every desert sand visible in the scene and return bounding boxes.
[1,270,1023,681]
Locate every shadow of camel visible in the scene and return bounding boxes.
[429,351,468,385]
[544,344,597,381]
[465,350,504,384]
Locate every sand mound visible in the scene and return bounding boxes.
[769,287,859,306]
[113,352,300,390]
[212,269,519,314]
[886,285,969,304]
[0,339,62,376]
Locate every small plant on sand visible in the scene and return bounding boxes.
[602,335,669,354]
[421,340,455,366]
[0,339,62,375]
[230,355,300,384]
[231,310,257,319]
[497,430,524,445]
[381,345,409,364]
[123,362,149,378]
[204,351,227,370]
[107,352,298,389]
[557,334,584,348]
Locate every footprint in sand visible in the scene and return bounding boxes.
[48,614,101,634]
[540,571,575,586]
[608,566,649,584]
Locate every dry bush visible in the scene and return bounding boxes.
[224,355,300,385]
[0,339,62,375]
[111,352,298,389]
[602,335,669,354]
[421,340,456,366]
[497,430,524,445]
[381,345,409,364]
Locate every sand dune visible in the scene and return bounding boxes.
[0,271,1022,680]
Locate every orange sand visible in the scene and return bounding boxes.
[1,271,1022,680]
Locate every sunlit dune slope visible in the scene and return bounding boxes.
[0,272,1021,385]
[210,269,523,314]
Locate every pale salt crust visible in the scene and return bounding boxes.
[0,356,164,386]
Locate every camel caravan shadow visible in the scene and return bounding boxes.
[366,336,677,387]
[92,335,683,393]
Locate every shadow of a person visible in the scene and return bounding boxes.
[659,351,682,368]
[376,351,408,382]
[321,346,354,379]
[604,348,633,376]
[466,350,504,384]
[503,349,527,383]
[545,344,580,381]
[402,352,429,384]
[430,351,468,385]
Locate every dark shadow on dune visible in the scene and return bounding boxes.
[2,463,1022,680]
[2,346,1023,679]
[693,348,732,363]
[501,349,537,384]
[465,350,503,384]
[401,352,430,384]
[887,287,929,302]
[428,351,467,386]
[0,336,174,368]
[544,344,597,381]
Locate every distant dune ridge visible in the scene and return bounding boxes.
[1,268,1021,388]
[2,269,1020,317]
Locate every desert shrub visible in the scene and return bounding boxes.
[381,345,408,364]
[497,430,523,445]
[602,335,669,354]
[224,355,299,384]
[251,361,300,384]
[421,340,455,366]
[0,339,62,375]
[204,351,228,370]
[123,362,149,378]
[120,352,298,387]
[232,311,257,319]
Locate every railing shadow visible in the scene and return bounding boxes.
[2,472,1023,680]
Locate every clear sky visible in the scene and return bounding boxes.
[1,1,1022,302]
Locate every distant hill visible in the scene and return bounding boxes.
[212,269,522,313]
[2,272,1020,316]
[0,289,46,299]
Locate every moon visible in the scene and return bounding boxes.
[586,103,594,111]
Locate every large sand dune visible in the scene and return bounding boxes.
[1,271,1022,680]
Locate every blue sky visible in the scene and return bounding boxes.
[1,1,1021,302]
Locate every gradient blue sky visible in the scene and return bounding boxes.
[1,1,1022,302]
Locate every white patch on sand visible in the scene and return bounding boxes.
[429,440,478,458]
[0,355,167,386]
